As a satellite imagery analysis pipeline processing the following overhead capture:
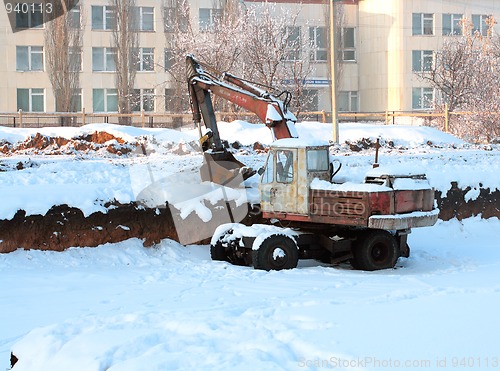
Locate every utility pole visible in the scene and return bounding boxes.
[329,0,339,143]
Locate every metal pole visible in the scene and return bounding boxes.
[444,103,449,133]
[329,0,339,143]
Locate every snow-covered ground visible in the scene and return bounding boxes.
[1,121,500,370]
[1,121,499,221]
[2,218,500,370]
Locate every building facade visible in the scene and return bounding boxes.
[1,0,499,115]
[354,0,500,113]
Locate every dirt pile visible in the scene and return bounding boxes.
[0,131,136,156]
[0,202,264,253]
[435,183,500,221]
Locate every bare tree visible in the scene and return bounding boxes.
[419,19,478,111]
[241,4,293,88]
[421,17,500,142]
[162,0,193,114]
[163,0,245,113]
[241,3,323,116]
[111,0,138,124]
[163,0,328,118]
[44,1,83,123]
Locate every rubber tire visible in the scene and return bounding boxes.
[210,240,229,262]
[211,225,237,262]
[352,230,400,271]
[253,234,299,271]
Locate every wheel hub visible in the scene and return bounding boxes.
[271,247,287,267]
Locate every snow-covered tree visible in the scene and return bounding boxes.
[111,0,138,125]
[162,1,335,117]
[422,17,500,142]
[44,2,83,120]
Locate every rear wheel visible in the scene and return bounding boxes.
[352,230,400,271]
[253,234,299,271]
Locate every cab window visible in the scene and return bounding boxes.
[276,150,293,183]
[261,150,274,184]
[307,149,329,171]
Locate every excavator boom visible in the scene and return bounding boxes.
[186,55,298,185]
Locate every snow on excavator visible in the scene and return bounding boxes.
[186,54,298,185]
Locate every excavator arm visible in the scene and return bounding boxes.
[186,55,298,185]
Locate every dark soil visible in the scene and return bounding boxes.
[0,184,498,253]
[0,201,264,253]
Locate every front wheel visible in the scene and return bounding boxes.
[352,230,400,271]
[210,240,229,262]
[253,234,299,271]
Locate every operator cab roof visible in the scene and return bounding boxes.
[271,138,330,149]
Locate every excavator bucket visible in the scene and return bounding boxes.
[200,151,256,186]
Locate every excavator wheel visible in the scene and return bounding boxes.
[210,240,229,262]
[252,234,299,271]
[210,228,249,266]
[351,230,400,271]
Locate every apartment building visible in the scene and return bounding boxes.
[0,0,332,116]
[0,0,499,115]
[354,0,500,113]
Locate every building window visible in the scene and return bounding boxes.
[164,48,174,70]
[284,26,301,61]
[164,7,175,32]
[412,13,434,35]
[412,50,433,72]
[164,2,189,32]
[132,48,155,71]
[16,46,43,71]
[199,8,222,32]
[68,6,81,29]
[132,89,155,112]
[17,88,44,112]
[309,27,327,61]
[341,27,356,62]
[472,15,489,36]
[302,89,319,111]
[93,89,118,112]
[132,6,154,31]
[70,89,82,112]
[92,47,116,72]
[15,3,44,29]
[442,14,462,36]
[91,5,116,30]
[339,91,358,112]
[69,47,82,72]
[412,87,433,110]
[165,89,174,111]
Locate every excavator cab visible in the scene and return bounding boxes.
[186,54,297,185]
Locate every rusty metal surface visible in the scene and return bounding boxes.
[199,152,254,185]
[368,191,394,215]
[309,189,370,226]
[394,189,434,213]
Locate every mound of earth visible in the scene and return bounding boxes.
[0,131,137,156]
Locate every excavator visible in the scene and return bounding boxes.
[186,54,439,271]
[186,54,298,185]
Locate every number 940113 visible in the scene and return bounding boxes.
[5,2,53,14]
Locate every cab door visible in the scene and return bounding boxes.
[259,148,298,213]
